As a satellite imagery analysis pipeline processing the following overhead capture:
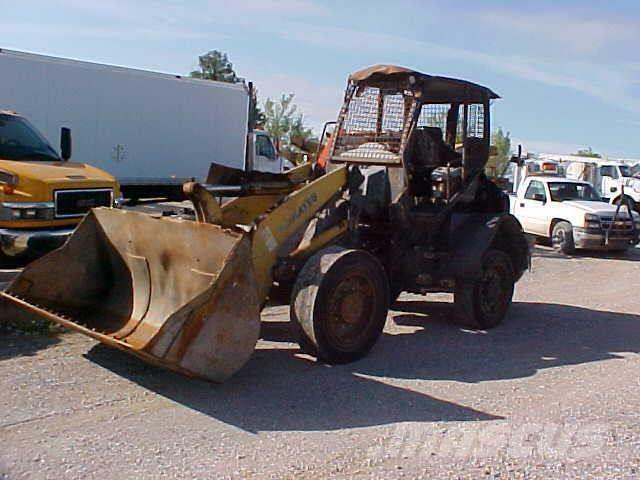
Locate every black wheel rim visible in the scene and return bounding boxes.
[325,270,375,352]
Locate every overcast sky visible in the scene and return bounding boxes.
[3,0,640,157]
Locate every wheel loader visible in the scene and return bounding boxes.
[0,65,530,382]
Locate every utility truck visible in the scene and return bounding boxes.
[506,156,639,253]
[0,49,288,200]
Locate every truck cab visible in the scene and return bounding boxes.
[558,157,640,211]
[511,175,639,253]
[250,130,294,174]
[0,111,119,265]
[597,162,640,209]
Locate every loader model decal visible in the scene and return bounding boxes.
[279,192,319,233]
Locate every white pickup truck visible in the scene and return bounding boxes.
[510,175,640,253]
[544,155,640,211]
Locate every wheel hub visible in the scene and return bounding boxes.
[326,272,375,350]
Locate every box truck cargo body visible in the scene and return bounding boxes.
[0,49,252,198]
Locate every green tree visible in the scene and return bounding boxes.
[263,94,316,145]
[190,50,265,129]
[486,128,511,177]
[290,114,315,147]
[263,94,317,164]
[190,50,238,83]
[263,93,297,145]
[575,147,602,158]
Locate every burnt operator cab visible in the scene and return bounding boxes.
[324,65,528,328]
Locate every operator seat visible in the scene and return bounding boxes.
[404,127,461,196]
[463,137,489,177]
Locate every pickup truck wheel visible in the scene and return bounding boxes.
[454,249,515,330]
[551,221,575,254]
[291,247,389,364]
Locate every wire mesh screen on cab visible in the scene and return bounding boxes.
[333,87,407,163]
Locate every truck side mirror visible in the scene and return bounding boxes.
[510,153,524,166]
[60,127,72,161]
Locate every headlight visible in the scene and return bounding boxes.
[0,170,19,194]
[0,202,55,221]
[584,213,601,229]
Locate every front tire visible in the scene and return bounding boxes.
[454,249,515,329]
[291,247,390,364]
[551,221,575,254]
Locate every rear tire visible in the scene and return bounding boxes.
[551,221,575,254]
[290,247,389,364]
[454,249,515,329]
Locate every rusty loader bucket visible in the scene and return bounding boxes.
[0,208,261,382]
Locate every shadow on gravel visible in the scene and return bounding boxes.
[85,300,640,433]
[0,333,60,361]
[0,301,62,360]
[532,245,640,262]
[374,301,640,384]
[86,340,501,432]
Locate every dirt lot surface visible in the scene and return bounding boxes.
[1,246,639,479]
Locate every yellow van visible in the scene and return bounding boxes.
[0,111,119,265]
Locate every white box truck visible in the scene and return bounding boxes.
[0,49,287,200]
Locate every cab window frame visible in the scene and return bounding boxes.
[524,180,547,202]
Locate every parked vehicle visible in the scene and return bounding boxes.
[509,170,639,253]
[1,65,529,382]
[0,49,287,200]
[0,110,119,265]
[543,155,640,211]
[501,155,565,195]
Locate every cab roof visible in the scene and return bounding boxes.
[349,64,500,103]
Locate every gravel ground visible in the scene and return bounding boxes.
[1,246,639,479]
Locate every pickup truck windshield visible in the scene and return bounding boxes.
[0,114,60,162]
[548,182,601,202]
[619,165,632,178]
